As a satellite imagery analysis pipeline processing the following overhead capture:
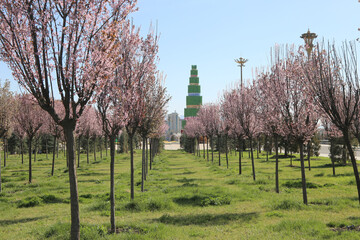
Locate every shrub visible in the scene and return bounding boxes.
[124,201,143,212]
[40,194,63,203]
[200,196,231,207]
[282,180,321,189]
[272,199,303,210]
[88,200,109,211]
[146,198,173,211]
[17,196,41,208]
[79,194,93,199]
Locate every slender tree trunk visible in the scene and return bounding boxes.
[100,137,103,160]
[250,138,256,181]
[3,138,6,167]
[109,135,116,233]
[218,136,221,166]
[145,138,148,178]
[105,135,108,157]
[28,137,32,183]
[51,136,57,176]
[149,139,152,170]
[198,138,201,157]
[256,138,259,159]
[56,141,59,158]
[34,138,37,162]
[93,137,96,162]
[290,152,293,167]
[206,138,209,161]
[63,126,80,240]
[238,137,242,175]
[211,137,214,162]
[87,137,89,164]
[307,141,311,171]
[46,136,48,160]
[344,131,360,204]
[129,134,135,200]
[275,135,279,193]
[330,139,336,176]
[0,143,2,192]
[225,135,229,168]
[203,137,205,159]
[141,137,145,192]
[21,140,24,164]
[299,142,308,205]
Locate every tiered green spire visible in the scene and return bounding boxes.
[182,65,202,128]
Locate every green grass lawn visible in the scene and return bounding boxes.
[1,149,360,239]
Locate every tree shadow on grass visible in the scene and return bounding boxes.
[0,216,48,226]
[155,212,258,226]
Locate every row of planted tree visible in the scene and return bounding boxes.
[183,43,360,207]
[0,1,170,238]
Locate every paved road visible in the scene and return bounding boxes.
[164,142,360,160]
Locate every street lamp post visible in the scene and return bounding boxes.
[235,57,248,89]
[300,29,317,58]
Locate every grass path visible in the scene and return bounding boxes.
[1,149,360,239]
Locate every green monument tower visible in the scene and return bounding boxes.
[182,65,202,128]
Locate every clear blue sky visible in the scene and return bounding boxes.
[1,0,359,118]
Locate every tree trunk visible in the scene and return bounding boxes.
[56,141,59,158]
[250,138,256,181]
[299,142,308,204]
[307,141,311,171]
[145,138,148,178]
[100,137,103,160]
[63,126,80,240]
[3,138,6,167]
[206,138,209,161]
[344,131,360,204]
[225,135,229,168]
[141,137,145,192]
[93,137,96,162]
[46,137,48,160]
[21,140,24,164]
[275,135,279,193]
[51,136,57,176]
[34,138,37,162]
[256,138,259,159]
[0,143,2,192]
[203,137,205,159]
[105,135,108,157]
[211,137,214,162]
[109,135,116,233]
[238,137,242,175]
[28,137,32,183]
[129,134,135,200]
[218,136,221,166]
[149,139,152,170]
[87,137,89,164]
[330,139,336,176]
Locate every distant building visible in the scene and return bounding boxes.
[166,111,182,141]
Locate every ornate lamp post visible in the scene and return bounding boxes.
[300,29,317,58]
[235,57,248,89]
